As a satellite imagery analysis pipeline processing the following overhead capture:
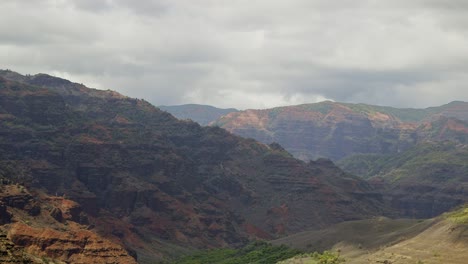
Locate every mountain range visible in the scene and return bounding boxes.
[1,69,467,263]
[0,70,389,263]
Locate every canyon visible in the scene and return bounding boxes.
[0,70,390,262]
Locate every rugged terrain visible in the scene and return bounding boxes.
[0,70,389,262]
[212,100,468,161]
[158,104,238,126]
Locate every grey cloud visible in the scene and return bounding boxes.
[1,0,468,109]
[421,0,468,9]
[70,0,113,12]
[113,0,170,15]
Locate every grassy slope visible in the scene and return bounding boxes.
[354,206,468,264]
[271,217,433,253]
[274,205,468,264]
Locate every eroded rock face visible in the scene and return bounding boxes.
[0,184,137,264]
[9,223,136,264]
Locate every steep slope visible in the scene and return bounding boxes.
[275,205,468,264]
[0,71,389,262]
[338,141,468,218]
[158,104,238,125]
[212,101,468,161]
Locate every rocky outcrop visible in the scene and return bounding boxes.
[0,183,137,264]
[9,223,136,264]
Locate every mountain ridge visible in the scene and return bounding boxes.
[158,104,238,126]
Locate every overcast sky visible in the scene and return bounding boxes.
[1,0,468,109]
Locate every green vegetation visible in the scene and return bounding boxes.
[444,205,468,224]
[168,242,345,264]
[169,241,301,264]
[277,251,345,264]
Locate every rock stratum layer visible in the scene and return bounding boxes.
[0,183,136,264]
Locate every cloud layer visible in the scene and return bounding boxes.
[1,0,468,109]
